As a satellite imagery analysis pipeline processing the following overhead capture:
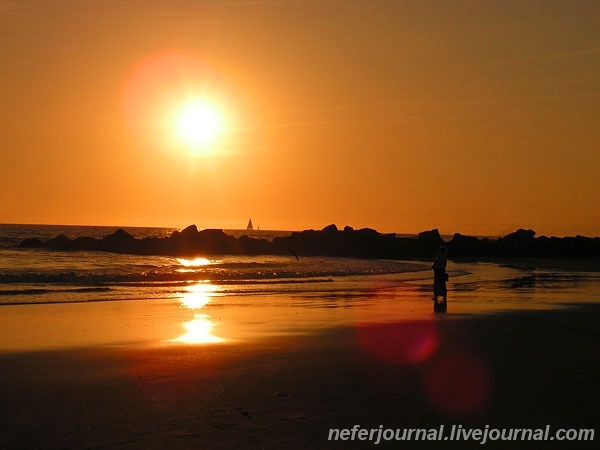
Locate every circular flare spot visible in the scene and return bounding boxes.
[356,322,439,366]
[424,351,491,416]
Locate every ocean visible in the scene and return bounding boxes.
[2,223,600,310]
[0,224,432,307]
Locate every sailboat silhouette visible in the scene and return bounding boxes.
[246,218,254,231]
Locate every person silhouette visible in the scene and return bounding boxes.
[432,246,448,310]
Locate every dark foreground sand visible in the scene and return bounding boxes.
[1,305,599,449]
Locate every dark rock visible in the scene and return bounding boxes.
[356,228,380,238]
[73,236,99,251]
[140,236,167,255]
[19,238,43,248]
[238,235,271,255]
[171,225,201,253]
[180,224,199,239]
[447,233,493,257]
[100,229,136,253]
[99,228,136,253]
[46,234,73,250]
[417,229,444,254]
[17,224,600,260]
[503,228,536,241]
[497,229,536,256]
[322,224,339,233]
[103,229,135,243]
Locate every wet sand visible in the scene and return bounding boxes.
[1,303,598,449]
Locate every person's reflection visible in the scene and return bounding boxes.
[432,246,448,312]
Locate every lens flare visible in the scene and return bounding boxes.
[424,350,492,416]
[356,321,439,366]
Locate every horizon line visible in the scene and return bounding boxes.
[0,221,596,240]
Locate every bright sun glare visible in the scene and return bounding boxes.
[173,99,224,153]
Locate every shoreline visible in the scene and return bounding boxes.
[2,256,600,353]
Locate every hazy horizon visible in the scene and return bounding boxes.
[2,1,599,237]
[0,220,592,239]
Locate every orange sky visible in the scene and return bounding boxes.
[1,0,599,237]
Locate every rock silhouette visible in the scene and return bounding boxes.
[19,225,600,259]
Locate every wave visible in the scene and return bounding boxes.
[0,263,428,285]
[0,249,431,307]
[0,287,112,296]
[0,275,411,306]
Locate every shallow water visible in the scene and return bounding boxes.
[1,225,600,351]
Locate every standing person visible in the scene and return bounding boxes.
[432,246,448,308]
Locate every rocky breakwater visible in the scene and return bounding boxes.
[20,225,600,259]
[20,224,444,259]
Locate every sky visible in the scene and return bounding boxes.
[1,0,599,236]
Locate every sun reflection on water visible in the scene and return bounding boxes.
[179,283,217,309]
[174,282,225,344]
[177,257,212,267]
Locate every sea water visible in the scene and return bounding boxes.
[0,224,432,306]
[1,224,600,310]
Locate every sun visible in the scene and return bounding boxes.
[123,52,232,156]
[172,99,225,153]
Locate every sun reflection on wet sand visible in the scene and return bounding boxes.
[174,314,225,344]
[173,283,226,344]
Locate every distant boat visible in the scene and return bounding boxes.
[247,218,254,230]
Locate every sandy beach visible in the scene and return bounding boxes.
[1,297,598,449]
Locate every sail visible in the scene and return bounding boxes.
[247,218,254,230]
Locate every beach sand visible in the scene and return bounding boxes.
[0,299,598,449]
